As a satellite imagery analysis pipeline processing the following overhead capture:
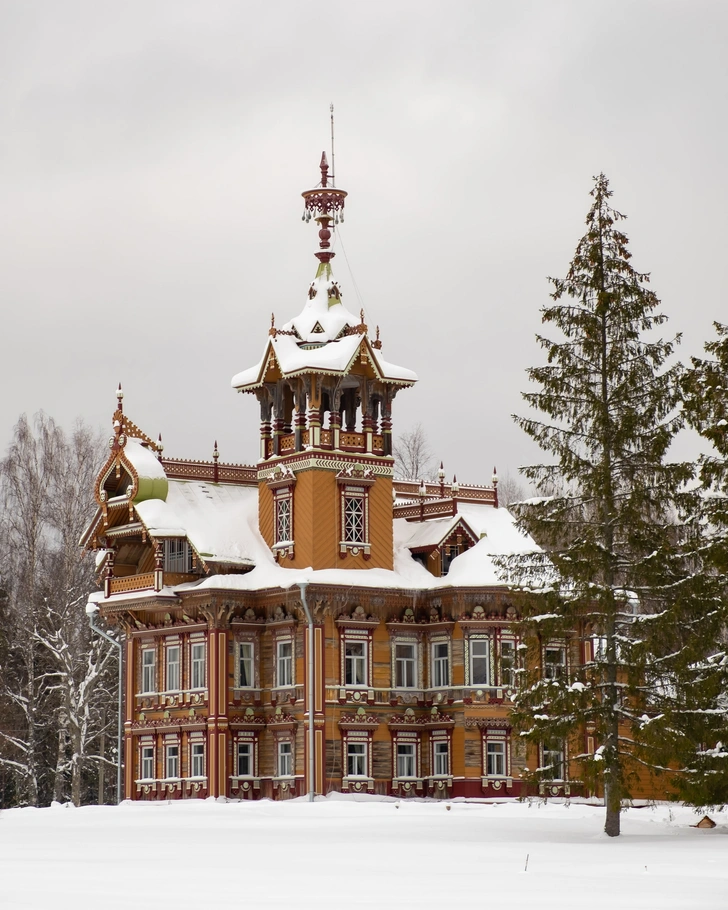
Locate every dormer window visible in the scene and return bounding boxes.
[164,539,193,573]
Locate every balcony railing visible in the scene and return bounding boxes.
[109,573,155,595]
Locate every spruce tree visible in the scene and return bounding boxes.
[673,324,728,806]
[509,174,691,836]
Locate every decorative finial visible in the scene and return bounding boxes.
[116,383,124,411]
[157,433,164,455]
[213,440,219,483]
[270,313,277,337]
[302,148,347,264]
[372,325,382,350]
[213,440,219,460]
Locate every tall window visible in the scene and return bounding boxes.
[500,640,516,688]
[191,642,206,689]
[395,643,417,688]
[542,742,565,780]
[141,745,154,780]
[544,647,566,680]
[278,741,292,777]
[396,743,416,778]
[166,645,180,692]
[164,539,192,573]
[433,741,449,777]
[190,742,205,778]
[345,641,367,686]
[343,488,366,544]
[431,642,449,688]
[276,640,293,687]
[142,649,156,693]
[486,740,506,777]
[238,642,254,688]
[275,494,292,544]
[165,743,179,779]
[470,639,490,686]
[237,742,253,777]
[347,742,367,777]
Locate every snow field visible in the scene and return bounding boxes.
[0,797,725,909]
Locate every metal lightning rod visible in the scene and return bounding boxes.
[330,102,336,187]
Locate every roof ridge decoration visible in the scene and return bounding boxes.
[93,385,168,526]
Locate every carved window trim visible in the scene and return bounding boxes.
[233,731,259,779]
[189,637,207,691]
[482,727,511,780]
[337,470,375,559]
[138,736,156,782]
[340,628,372,689]
[268,469,296,560]
[392,731,422,786]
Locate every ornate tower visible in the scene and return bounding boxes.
[232,152,416,571]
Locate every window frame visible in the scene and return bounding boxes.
[433,740,450,777]
[499,637,517,689]
[542,741,566,781]
[274,489,293,546]
[344,638,368,688]
[544,644,567,681]
[394,641,418,689]
[164,538,193,574]
[346,741,368,778]
[467,635,491,687]
[140,744,155,781]
[165,643,181,692]
[277,740,293,778]
[396,742,417,779]
[165,743,180,780]
[190,741,205,779]
[237,741,253,777]
[237,640,255,689]
[431,640,450,688]
[141,647,156,694]
[190,640,207,690]
[276,638,294,688]
[336,471,375,558]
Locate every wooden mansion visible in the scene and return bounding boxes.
[83,152,573,802]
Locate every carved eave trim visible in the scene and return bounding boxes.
[230,718,266,730]
[129,621,208,637]
[336,616,380,630]
[424,621,455,633]
[459,618,514,631]
[338,715,379,730]
[267,718,297,732]
[464,717,512,730]
[336,468,376,489]
[266,616,298,630]
[388,717,427,731]
[105,522,145,539]
[99,592,181,614]
[230,619,266,630]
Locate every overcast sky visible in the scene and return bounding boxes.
[1,1,727,486]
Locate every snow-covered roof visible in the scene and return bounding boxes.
[396,514,475,550]
[230,261,417,391]
[124,438,168,503]
[134,481,265,567]
[282,261,359,343]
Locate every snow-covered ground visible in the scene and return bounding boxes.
[1,797,725,909]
